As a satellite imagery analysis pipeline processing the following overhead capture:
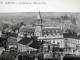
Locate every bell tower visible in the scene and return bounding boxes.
[35,12,42,37]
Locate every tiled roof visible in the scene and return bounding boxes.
[18,37,32,45]
[0,37,7,42]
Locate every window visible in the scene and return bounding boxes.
[40,33,42,36]
[48,41,51,44]
[51,34,53,35]
[60,30,61,31]
[53,41,55,43]
[53,34,55,37]
[55,33,57,35]
[61,41,62,42]
[51,41,53,43]
[49,34,51,36]
[61,45,62,47]
[44,31,46,32]
[21,32,23,34]
[44,34,47,37]
[78,41,79,42]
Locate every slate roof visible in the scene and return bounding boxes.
[18,37,32,45]
[19,27,35,33]
[0,37,7,42]
[29,40,45,49]
[19,26,62,36]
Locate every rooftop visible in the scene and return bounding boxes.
[29,40,45,49]
[18,37,32,45]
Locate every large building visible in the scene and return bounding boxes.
[18,12,65,49]
[64,38,80,50]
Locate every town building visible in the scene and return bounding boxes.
[18,37,33,52]
[7,36,17,50]
[18,12,65,49]
[64,38,80,50]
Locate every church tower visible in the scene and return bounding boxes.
[35,12,42,37]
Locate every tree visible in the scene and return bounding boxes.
[3,24,9,29]
[65,29,77,38]
[20,22,25,26]
[72,18,76,25]
[0,38,7,51]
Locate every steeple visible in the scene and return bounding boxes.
[35,12,42,25]
[37,11,41,19]
[34,11,42,37]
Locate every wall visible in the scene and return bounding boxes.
[43,38,65,48]
[18,44,29,52]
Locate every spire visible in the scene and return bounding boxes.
[37,11,41,19]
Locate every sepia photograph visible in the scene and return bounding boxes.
[0,0,80,60]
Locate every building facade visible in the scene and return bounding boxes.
[65,38,80,50]
[18,37,33,52]
[7,36,17,50]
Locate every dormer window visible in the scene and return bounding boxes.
[53,41,55,43]
[53,34,55,35]
[53,34,55,37]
